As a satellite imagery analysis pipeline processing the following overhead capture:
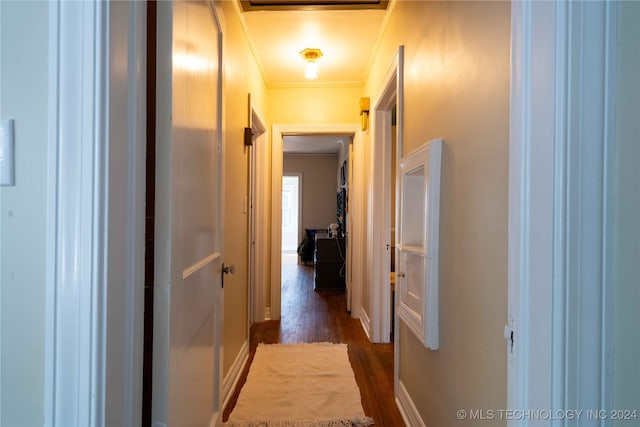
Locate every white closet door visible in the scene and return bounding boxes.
[397,139,442,350]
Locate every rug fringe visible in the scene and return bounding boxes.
[222,416,374,427]
[257,342,347,348]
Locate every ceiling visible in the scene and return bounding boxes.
[234,0,393,87]
[283,135,349,154]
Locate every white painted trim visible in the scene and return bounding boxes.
[152,1,174,424]
[270,123,361,321]
[264,307,272,321]
[109,2,147,425]
[221,340,249,414]
[396,381,427,427]
[44,2,147,425]
[270,125,284,321]
[369,105,391,344]
[550,1,569,417]
[370,46,404,345]
[250,102,268,323]
[600,1,618,415]
[508,2,554,421]
[350,132,365,320]
[396,139,442,351]
[508,1,619,423]
[559,1,616,415]
[45,2,110,425]
[346,142,354,312]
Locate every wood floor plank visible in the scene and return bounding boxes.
[223,263,405,426]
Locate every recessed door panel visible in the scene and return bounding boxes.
[397,139,442,350]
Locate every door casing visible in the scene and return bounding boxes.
[43,1,147,425]
[370,46,404,346]
[270,124,362,321]
[508,1,619,421]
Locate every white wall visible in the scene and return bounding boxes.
[0,2,49,425]
[283,154,339,233]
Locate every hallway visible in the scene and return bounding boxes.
[223,262,405,426]
[5,1,638,425]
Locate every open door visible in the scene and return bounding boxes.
[396,139,442,350]
[154,1,224,425]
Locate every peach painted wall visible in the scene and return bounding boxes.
[219,0,269,378]
[364,1,511,425]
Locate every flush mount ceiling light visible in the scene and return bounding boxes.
[300,48,323,80]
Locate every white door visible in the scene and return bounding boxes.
[396,140,442,351]
[154,1,224,426]
[281,175,301,256]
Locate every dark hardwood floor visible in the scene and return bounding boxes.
[222,261,405,426]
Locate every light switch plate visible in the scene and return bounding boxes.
[0,119,15,186]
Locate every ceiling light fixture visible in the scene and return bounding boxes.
[300,48,323,80]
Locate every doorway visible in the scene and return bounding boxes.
[389,106,397,338]
[369,47,404,345]
[247,99,267,324]
[270,125,363,321]
[281,174,302,265]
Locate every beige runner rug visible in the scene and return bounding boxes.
[224,343,374,427]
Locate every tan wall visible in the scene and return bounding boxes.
[267,86,362,124]
[219,0,269,377]
[283,154,340,232]
[364,1,511,425]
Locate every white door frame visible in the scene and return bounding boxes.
[270,124,362,321]
[369,46,404,344]
[508,1,618,421]
[44,1,146,425]
[248,99,267,323]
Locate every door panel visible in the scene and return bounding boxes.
[155,1,223,426]
[397,139,441,351]
[176,127,220,268]
[402,251,425,316]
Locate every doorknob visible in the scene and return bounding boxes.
[222,264,235,275]
[221,263,235,288]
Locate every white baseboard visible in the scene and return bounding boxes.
[359,307,371,340]
[209,410,219,427]
[396,380,426,427]
[221,340,249,414]
[264,307,271,321]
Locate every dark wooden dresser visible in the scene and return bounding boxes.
[314,233,346,290]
